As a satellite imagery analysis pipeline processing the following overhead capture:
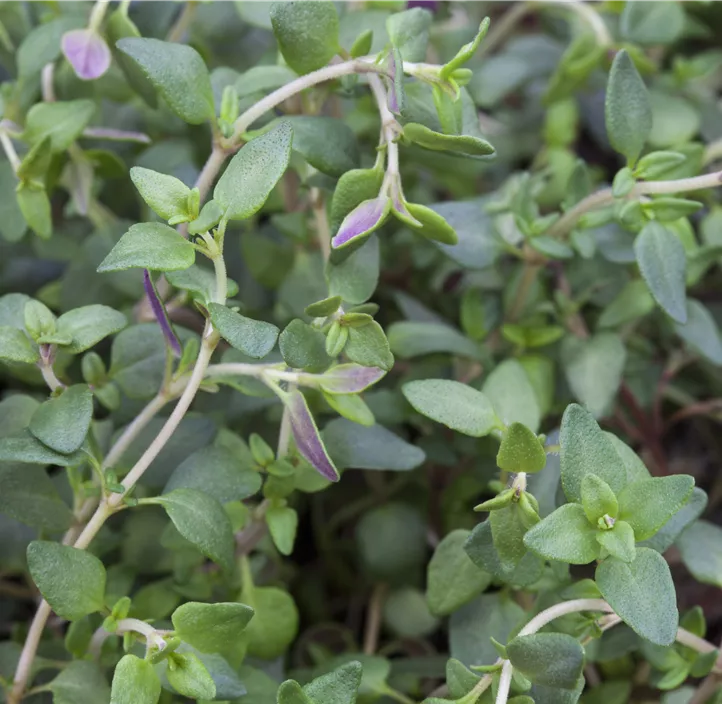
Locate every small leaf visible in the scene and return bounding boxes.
[116,37,215,124]
[305,295,342,318]
[581,474,618,524]
[23,100,95,152]
[0,430,84,466]
[674,299,722,365]
[56,305,127,354]
[331,197,389,250]
[506,633,584,690]
[214,122,293,221]
[207,303,279,359]
[270,1,340,75]
[153,489,235,571]
[15,181,51,238]
[241,585,299,660]
[266,506,298,556]
[403,122,495,159]
[111,655,161,704]
[29,384,93,455]
[0,326,38,363]
[617,475,695,541]
[48,660,111,704]
[605,50,652,165]
[130,167,193,224]
[330,167,384,234]
[440,17,490,80]
[496,423,546,474]
[279,319,331,372]
[97,222,195,273]
[166,652,216,700]
[523,503,600,564]
[171,602,254,654]
[482,359,540,433]
[285,389,339,482]
[402,379,498,437]
[560,404,627,502]
[596,547,678,645]
[344,320,394,370]
[427,530,492,617]
[634,221,687,323]
[61,28,111,80]
[316,364,386,394]
[404,202,459,245]
[304,661,363,704]
[27,541,106,620]
[597,520,636,563]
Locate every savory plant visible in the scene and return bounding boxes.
[0,2,721,704]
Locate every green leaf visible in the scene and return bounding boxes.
[283,116,359,177]
[188,200,224,236]
[634,222,687,323]
[674,299,722,365]
[207,303,279,359]
[302,661,362,704]
[404,202,458,245]
[440,18,490,80]
[29,384,93,455]
[560,333,626,419]
[279,319,331,372]
[166,264,238,305]
[620,1,685,45]
[0,430,85,466]
[17,137,52,183]
[164,445,261,502]
[270,1,339,75]
[48,660,111,704]
[278,680,312,704]
[153,489,235,571]
[130,167,193,224]
[596,547,678,645]
[330,168,384,234]
[166,652,216,700]
[617,475,695,541]
[116,38,215,124]
[402,379,498,437]
[496,423,546,474]
[506,633,584,689]
[0,326,38,363]
[523,503,600,564]
[403,122,495,159]
[241,585,299,660]
[15,181,51,239]
[214,122,293,220]
[598,279,655,329]
[427,529,492,617]
[97,222,195,273]
[111,655,161,704]
[386,7,432,62]
[560,404,627,502]
[27,541,106,620]
[266,506,298,556]
[482,359,540,433]
[172,601,254,653]
[0,462,73,532]
[345,320,394,370]
[641,487,707,553]
[305,295,342,318]
[597,520,636,563]
[676,520,722,588]
[581,474,618,524]
[605,49,652,165]
[23,100,95,152]
[388,321,479,362]
[643,197,702,223]
[55,305,127,354]
[106,8,157,108]
[323,418,425,472]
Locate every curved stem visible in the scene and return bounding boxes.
[6,602,52,704]
[554,1,612,47]
[495,660,513,704]
[478,2,531,58]
[546,170,722,239]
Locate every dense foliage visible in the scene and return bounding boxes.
[1,1,722,703]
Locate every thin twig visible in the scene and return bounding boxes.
[363,583,388,655]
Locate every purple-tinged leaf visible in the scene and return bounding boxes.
[332,197,389,249]
[61,29,111,81]
[82,127,151,144]
[143,269,181,357]
[286,390,339,482]
[317,364,386,394]
[407,0,439,10]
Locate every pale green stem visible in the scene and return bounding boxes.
[0,129,20,172]
[546,170,722,239]
[495,660,513,704]
[277,384,295,459]
[477,2,531,58]
[88,0,110,33]
[552,1,612,47]
[39,363,63,391]
[41,63,55,102]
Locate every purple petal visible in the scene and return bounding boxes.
[407,0,438,11]
[61,29,111,81]
[286,390,339,482]
[318,364,386,394]
[332,197,389,249]
[143,269,182,357]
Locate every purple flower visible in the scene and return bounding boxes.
[143,270,181,357]
[331,197,390,249]
[286,390,339,482]
[318,364,386,394]
[61,29,111,81]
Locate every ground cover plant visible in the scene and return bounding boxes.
[1,1,722,702]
